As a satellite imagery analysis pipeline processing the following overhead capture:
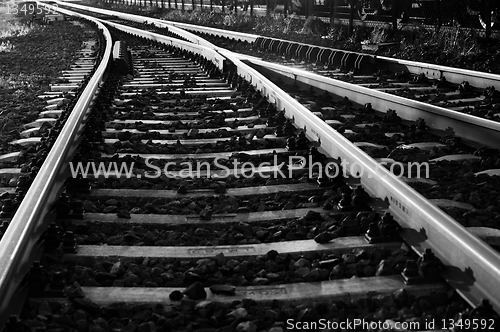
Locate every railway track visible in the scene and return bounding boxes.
[215,38,500,123]
[0,2,500,330]
[56,2,500,229]
[56,2,500,123]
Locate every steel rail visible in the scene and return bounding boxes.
[55,1,500,91]
[242,58,500,149]
[93,20,227,70]
[211,41,500,312]
[76,12,500,314]
[110,16,500,151]
[171,27,500,90]
[0,4,113,327]
[219,49,500,314]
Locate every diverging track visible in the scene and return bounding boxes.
[0,2,499,330]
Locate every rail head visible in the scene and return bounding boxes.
[0,3,113,327]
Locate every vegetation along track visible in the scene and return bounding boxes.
[0,2,500,331]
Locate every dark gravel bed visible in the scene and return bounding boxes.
[99,137,285,155]
[91,170,305,190]
[115,94,248,108]
[394,92,500,123]
[409,160,500,229]
[114,93,208,105]
[119,86,227,93]
[51,245,414,288]
[17,287,468,332]
[106,117,266,131]
[66,211,378,246]
[270,79,500,234]
[105,128,265,140]
[80,185,359,214]
[278,80,477,162]
[114,98,252,110]
[111,108,256,121]
[107,92,270,131]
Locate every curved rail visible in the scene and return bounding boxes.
[71,4,500,151]
[98,20,226,70]
[176,19,500,311]
[55,1,500,91]
[243,57,500,149]
[0,4,113,327]
[116,15,500,150]
[217,50,500,315]
[115,18,500,148]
